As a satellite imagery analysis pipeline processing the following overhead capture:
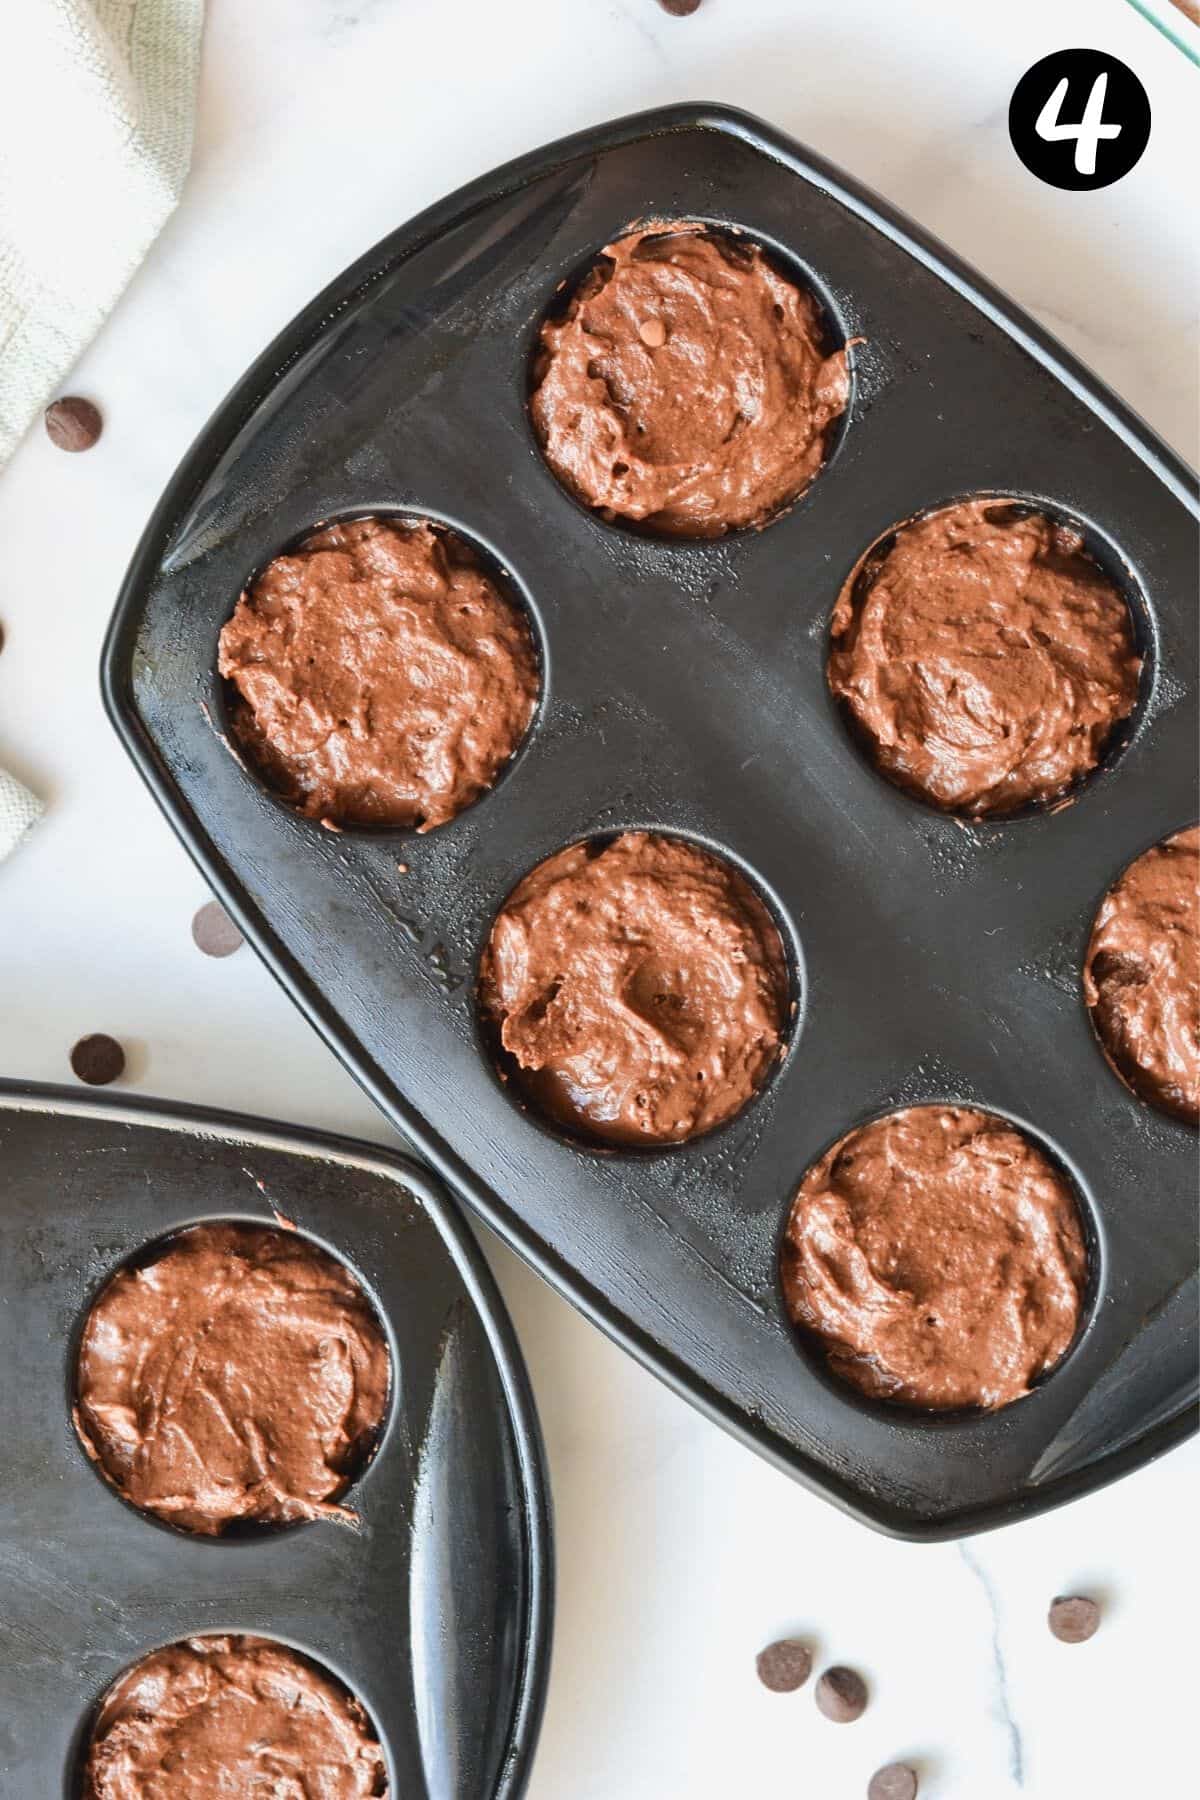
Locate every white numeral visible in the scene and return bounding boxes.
[1035,73,1121,177]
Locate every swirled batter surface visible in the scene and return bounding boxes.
[530,224,849,536]
[219,517,538,829]
[75,1223,389,1535]
[82,1635,387,1799]
[781,1105,1087,1410]
[479,832,789,1145]
[827,500,1140,816]
[1085,825,1199,1125]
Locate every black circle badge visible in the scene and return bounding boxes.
[1009,49,1150,191]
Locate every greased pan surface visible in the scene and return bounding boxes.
[0,1082,551,1797]
[102,105,1198,1538]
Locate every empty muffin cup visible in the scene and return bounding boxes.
[218,515,540,830]
[79,1634,388,1798]
[529,221,850,538]
[478,830,792,1147]
[73,1222,391,1536]
[827,498,1142,817]
[780,1104,1090,1411]
[1084,824,1200,1126]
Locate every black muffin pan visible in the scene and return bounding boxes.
[0,1083,551,1797]
[102,104,1199,1538]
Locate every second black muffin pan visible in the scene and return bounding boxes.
[102,104,1198,1538]
[0,1084,550,1797]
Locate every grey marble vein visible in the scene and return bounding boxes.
[959,1540,1025,1788]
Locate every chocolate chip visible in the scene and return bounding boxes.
[1048,1595,1101,1643]
[815,1665,868,1722]
[70,1034,125,1086]
[869,1765,918,1800]
[0,622,5,655]
[657,0,703,13]
[755,1638,813,1692]
[191,899,244,958]
[44,397,103,452]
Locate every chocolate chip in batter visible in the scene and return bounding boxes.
[657,0,703,13]
[70,1033,125,1086]
[192,899,244,958]
[755,1638,813,1692]
[869,1765,918,1800]
[45,396,103,452]
[815,1665,868,1722]
[1048,1595,1101,1643]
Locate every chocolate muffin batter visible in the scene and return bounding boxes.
[530,223,849,537]
[781,1105,1087,1410]
[218,516,538,829]
[1084,826,1200,1125]
[82,1635,387,1799]
[479,832,789,1145]
[828,499,1140,816]
[75,1223,390,1535]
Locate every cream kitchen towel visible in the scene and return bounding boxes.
[0,769,44,863]
[0,0,204,466]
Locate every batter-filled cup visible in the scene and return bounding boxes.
[781,1105,1089,1411]
[1084,825,1200,1126]
[479,831,791,1146]
[219,516,539,830]
[74,1223,390,1535]
[827,499,1141,817]
[80,1635,387,1798]
[530,222,850,537]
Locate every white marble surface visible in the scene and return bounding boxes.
[1,2,1197,1796]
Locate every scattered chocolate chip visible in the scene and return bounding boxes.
[1048,1595,1101,1643]
[70,1034,125,1086]
[869,1764,918,1800]
[0,622,5,655]
[656,0,703,13]
[755,1638,813,1692]
[815,1665,868,1723]
[191,898,244,958]
[638,316,668,348]
[44,396,103,452]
